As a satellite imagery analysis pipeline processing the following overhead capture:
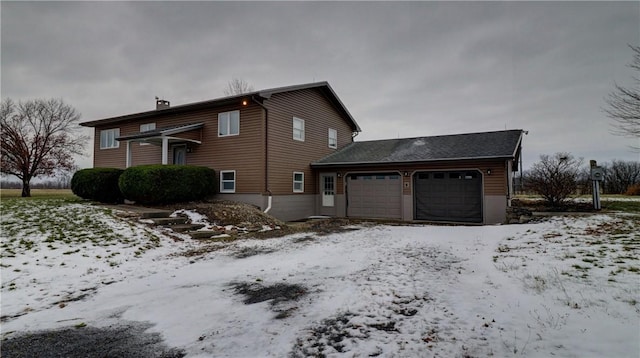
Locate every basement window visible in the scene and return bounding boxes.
[220,170,236,193]
[293,172,304,193]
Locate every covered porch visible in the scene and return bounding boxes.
[116,123,203,167]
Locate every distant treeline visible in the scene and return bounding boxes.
[517,159,640,195]
[1,177,71,190]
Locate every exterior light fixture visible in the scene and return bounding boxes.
[404,171,409,177]
[486,169,492,175]
[242,99,248,106]
[337,172,342,178]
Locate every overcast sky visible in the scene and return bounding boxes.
[2,1,639,170]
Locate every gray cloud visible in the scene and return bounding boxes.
[2,1,638,170]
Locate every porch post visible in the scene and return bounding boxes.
[125,140,132,168]
[161,137,168,165]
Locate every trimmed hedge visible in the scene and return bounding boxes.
[71,168,125,203]
[119,165,216,204]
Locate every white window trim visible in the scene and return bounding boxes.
[139,123,156,146]
[140,123,156,132]
[328,128,337,149]
[293,171,304,193]
[218,110,240,137]
[293,117,305,142]
[100,128,120,149]
[220,170,236,193]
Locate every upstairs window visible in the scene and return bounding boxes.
[100,128,120,149]
[293,172,304,193]
[140,123,156,132]
[139,123,156,145]
[293,117,305,141]
[219,110,240,137]
[328,128,337,149]
[220,170,236,193]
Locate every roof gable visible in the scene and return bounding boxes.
[312,130,523,167]
[79,81,360,132]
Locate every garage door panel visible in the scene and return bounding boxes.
[347,174,402,219]
[414,171,482,223]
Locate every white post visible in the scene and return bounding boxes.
[161,137,168,165]
[125,141,132,168]
[593,180,601,210]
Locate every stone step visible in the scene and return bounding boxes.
[188,230,230,240]
[170,223,206,233]
[149,216,188,225]
[140,210,173,219]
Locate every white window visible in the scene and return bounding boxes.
[100,128,120,149]
[293,117,305,141]
[139,123,156,145]
[219,110,240,137]
[328,128,337,149]
[293,172,304,193]
[220,170,236,193]
[140,123,156,132]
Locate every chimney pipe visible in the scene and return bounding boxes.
[156,98,170,110]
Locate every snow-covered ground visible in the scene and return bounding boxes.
[1,199,639,357]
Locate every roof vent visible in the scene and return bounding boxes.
[155,97,170,110]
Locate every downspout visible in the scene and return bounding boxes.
[252,95,272,213]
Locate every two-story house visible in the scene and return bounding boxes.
[80,82,361,221]
[81,81,523,224]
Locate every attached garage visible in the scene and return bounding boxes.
[347,173,402,219]
[311,130,524,224]
[414,171,482,223]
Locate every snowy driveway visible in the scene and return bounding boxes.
[2,204,639,357]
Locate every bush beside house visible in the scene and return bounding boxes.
[71,168,125,203]
[119,165,216,204]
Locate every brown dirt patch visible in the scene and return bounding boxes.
[151,200,285,228]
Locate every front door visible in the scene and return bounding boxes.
[172,145,187,165]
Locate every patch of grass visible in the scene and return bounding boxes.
[0,189,78,200]
[572,264,591,272]
[602,200,640,213]
[627,266,639,273]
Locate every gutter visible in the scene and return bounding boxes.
[251,95,272,213]
[310,155,516,169]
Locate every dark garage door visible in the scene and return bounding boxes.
[347,173,402,219]
[414,171,482,223]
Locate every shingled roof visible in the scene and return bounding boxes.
[311,130,523,167]
[80,81,361,132]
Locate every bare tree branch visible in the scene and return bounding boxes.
[524,152,583,207]
[1,98,89,197]
[603,44,640,144]
[223,78,255,96]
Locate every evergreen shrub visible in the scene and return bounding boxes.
[119,165,215,204]
[71,168,125,203]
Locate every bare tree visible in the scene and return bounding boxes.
[524,152,583,207]
[603,45,640,142]
[1,98,88,197]
[223,78,255,96]
[603,160,640,194]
